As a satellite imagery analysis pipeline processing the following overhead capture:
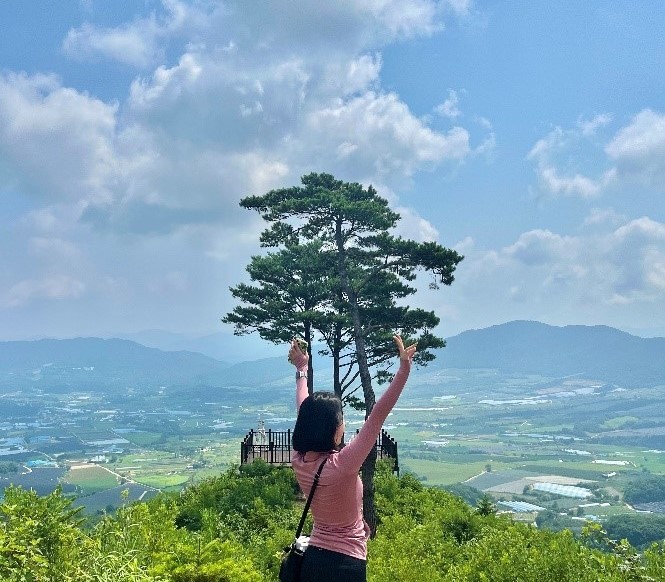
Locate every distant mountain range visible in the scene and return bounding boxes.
[438,320,665,388]
[109,329,283,362]
[0,338,232,392]
[1,321,663,391]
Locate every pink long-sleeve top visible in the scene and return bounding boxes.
[291,359,411,560]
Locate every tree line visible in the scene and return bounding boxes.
[2,461,665,581]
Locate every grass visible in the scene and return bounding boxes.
[122,431,162,446]
[134,474,191,488]
[602,416,640,429]
[63,465,119,494]
[635,454,665,474]
[519,460,632,476]
[401,458,514,486]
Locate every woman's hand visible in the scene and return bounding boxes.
[393,335,417,362]
[288,338,309,369]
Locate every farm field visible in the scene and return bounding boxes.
[401,459,514,486]
[370,369,665,524]
[0,467,67,496]
[134,473,191,489]
[73,483,159,515]
[63,464,120,495]
[2,364,665,533]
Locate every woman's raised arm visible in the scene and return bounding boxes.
[288,339,309,413]
[336,335,416,473]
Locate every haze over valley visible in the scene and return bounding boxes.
[2,320,664,533]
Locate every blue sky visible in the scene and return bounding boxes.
[1,0,664,348]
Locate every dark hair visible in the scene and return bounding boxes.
[293,391,343,453]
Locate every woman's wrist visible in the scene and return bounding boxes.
[293,356,309,370]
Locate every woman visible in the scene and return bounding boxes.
[288,335,417,582]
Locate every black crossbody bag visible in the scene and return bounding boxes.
[279,457,328,582]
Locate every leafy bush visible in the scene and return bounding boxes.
[3,461,665,581]
[0,485,83,581]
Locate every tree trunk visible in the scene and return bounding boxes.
[333,321,341,400]
[335,220,378,537]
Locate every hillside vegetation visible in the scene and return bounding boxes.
[2,461,664,581]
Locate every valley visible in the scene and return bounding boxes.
[2,358,665,531]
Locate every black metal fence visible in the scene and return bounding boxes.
[376,429,399,475]
[240,428,399,474]
[240,428,293,465]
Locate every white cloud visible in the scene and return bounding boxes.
[2,14,475,245]
[0,64,295,236]
[504,229,576,266]
[442,0,473,16]
[645,248,665,290]
[120,46,469,196]
[459,217,665,309]
[63,1,447,72]
[305,92,470,180]
[0,0,481,337]
[51,1,476,237]
[0,71,118,205]
[3,275,86,308]
[453,236,475,255]
[529,109,665,199]
[583,207,625,227]
[419,213,665,337]
[325,53,383,97]
[435,88,462,119]
[473,131,496,157]
[128,52,203,108]
[366,0,442,37]
[578,113,613,137]
[63,21,163,68]
[475,116,492,130]
[63,0,203,68]
[528,126,563,160]
[613,216,665,243]
[527,124,616,198]
[243,1,442,53]
[538,166,610,198]
[394,206,440,242]
[605,109,665,189]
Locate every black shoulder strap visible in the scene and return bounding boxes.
[295,456,328,539]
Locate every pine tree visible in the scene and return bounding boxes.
[233,172,463,534]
